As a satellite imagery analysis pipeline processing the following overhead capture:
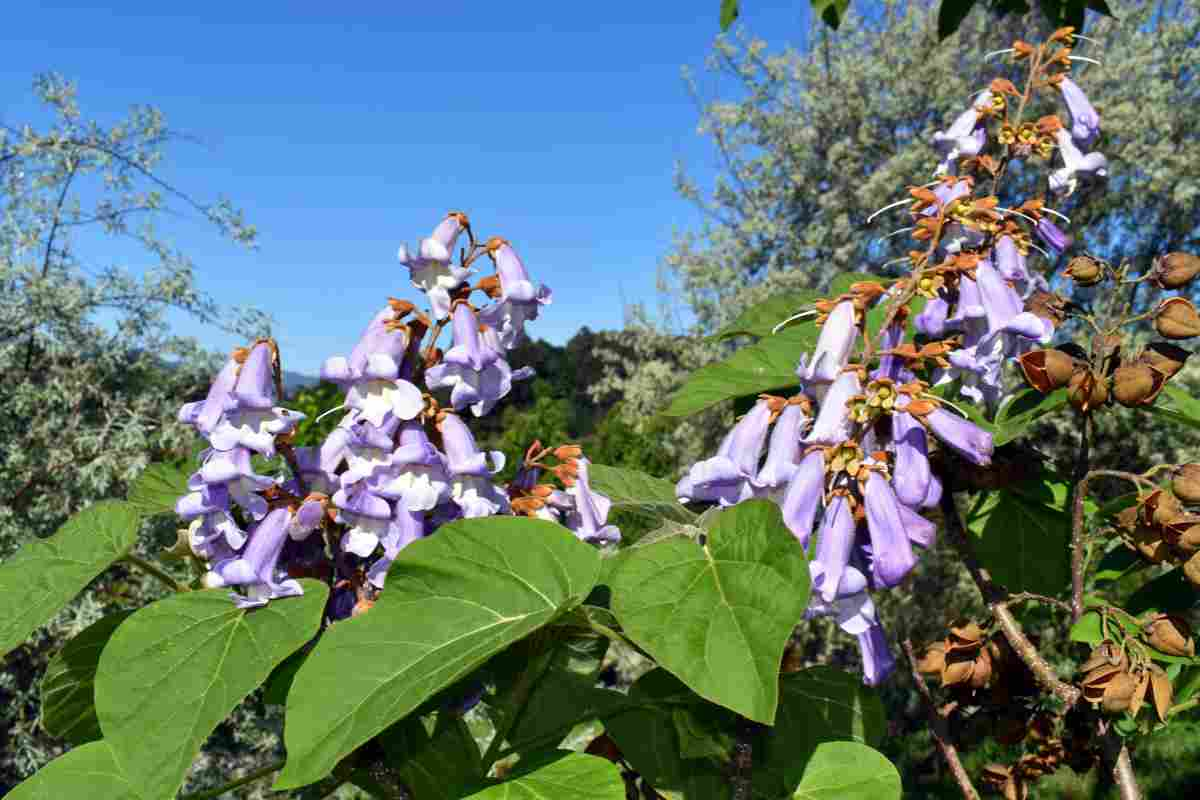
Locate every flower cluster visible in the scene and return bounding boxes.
[677,28,1111,685]
[176,213,616,612]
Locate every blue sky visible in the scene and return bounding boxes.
[3,1,815,374]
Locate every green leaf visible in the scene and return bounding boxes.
[41,611,133,745]
[262,646,310,706]
[1126,568,1195,616]
[588,464,696,524]
[662,325,811,418]
[1148,385,1200,432]
[380,714,483,800]
[462,752,625,799]
[608,499,809,723]
[994,388,1069,445]
[791,741,901,800]
[507,670,626,756]
[275,517,602,789]
[4,741,140,800]
[811,0,852,29]
[1093,543,1145,585]
[719,0,740,31]
[937,0,980,39]
[0,500,141,658]
[712,291,821,340]
[126,461,191,517]
[1070,610,1103,646]
[94,581,327,800]
[965,475,1072,595]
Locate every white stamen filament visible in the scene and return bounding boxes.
[1026,241,1053,259]
[881,226,916,241]
[920,392,970,420]
[1041,207,1071,223]
[314,403,348,424]
[880,256,912,269]
[771,309,819,335]
[1071,34,1102,45]
[867,197,914,224]
[1069,56,1102,66]
[983,49,1015,60]
[996,207,1041,226]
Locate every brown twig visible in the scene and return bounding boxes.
[902,640,980,800]
[1070,413,1092,622]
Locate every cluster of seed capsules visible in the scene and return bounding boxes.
[674,28,1115,685]
[174,213,619,614]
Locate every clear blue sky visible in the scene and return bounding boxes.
[2,1,815,374]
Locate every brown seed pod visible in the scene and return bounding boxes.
[1130,522,1171,562]
[1100,670,1139,713]
[1018,349,1077,393]
[1143,489,1184,527]
[1111,364,1166,407]
[1026,290,1069,327]
[1155,297,1200,340]
[942,654,977,688]
[1130,669,1151,716]
[1065,255,1104,286]
[916,641,947,675]
[947,620,986,652]
[1080,640,1128,674]
[1139,342,1190,379]
[1152,251,1200,290]
[1173,464,1200,504]
[1067,368,1108,412]
[1145,614,1196,657]
[1185,551,1200,588]
[1149,664,1174,722]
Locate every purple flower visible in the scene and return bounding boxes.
[339,416,402,487]
[322,306,412,384]
[190,447,275,520]
[974,259,1048,341]
[203,507,304,609]
[367,504,426,588]
[178,353,240,436]
[804,370,861,445]
[756,401,811,490]
[862,471,916,588]
[798,301,857,384]
[438,413,509,517]
[1049,129,1107,196]
[805,562,895,685]
[373,421,451,512]
[932,92,991,174]
[425,303,518,418]
[890,404,931,508]
[397,213,471,320]
[813,493,857,603]
[563,458,621,545]
[856,622,896,686]
[994,235,1029,283]
[899,502,936,548]
[924,407,993,465]
[478,238,552,350]
[676,398,774,506]
[333,483,393,557]
[1059,77,1100,147]
[915,296,950,337]
[780,449,825,547]
[204,343,305,457]
[291,445,339,495]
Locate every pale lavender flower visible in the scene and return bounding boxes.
[1035,216,1073,254]
[333,483,393,557]
[425,303,517,418]
[813,493,857,603]
[1049,129,1107,196]
[924,407,994,465]
[1059,76,1100,146]
[563,458,621,545]
[805,371,861,445]
[367,504,426,588]
[190,447,274,520]
[890,403,931,508]
[478,239,552,350]
[676,398,773,506]
[862,471,917,588]
[397,213,470,320]
[373,421,451,512]
[932,92,991,174]
[994,235,1029,283]
[203,507,304,609]
[915,295,950,337]
[797,301,857,384]
[178,353,240,436]
[438,412,509,517]
[780,449,825,547]
[756,402,811,490]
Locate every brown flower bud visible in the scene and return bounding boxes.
[1155,297,1200,340]
[1067,369,1108,412]
[1152,252,1200,290]
[1150,664,1174,722]
[1145,614,1195,657]
[1139,342,1190,379]
[916,641,946,675]
[1018,349,1076,393]
[1173,464,1200,504]
[1065,255,1104,286]
[1111,364,1166,407]
[1185,551,1200,588]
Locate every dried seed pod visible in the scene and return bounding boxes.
[1080,640,1127,674]
[969,647,995,690]
[916,641,947,675]
[1111,364,1166,407]
[1175,519,1200,553]
[1185,551,1200,588]
[1018,349,1077,393]
[1144,489,1184,526]
[994,713,1028,745]
[947,620,986,652]
[1173,464,1200,504]
[1145,614,1195,657]
[1130,669,1151,716]
[1149,664,1173,721]
[1155,297,1200,340]
[1130,519,1171,562]
[942,654,976,688]
[1067,368,1108,412]
[1101,670,1139,713]
[1026,290,1068,327]
[1139,342,1190,379]
[1065,255,1104,286]
[1152,252,1200,290]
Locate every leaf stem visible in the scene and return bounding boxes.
[178,759,285,800]
[122,553,186,593]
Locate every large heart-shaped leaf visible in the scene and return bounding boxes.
[711,291,821,340]
[662,326,811,418]
[275,517,602,789]
[608,500,809,723]
[461,752,625,799]
[965,473,1072,595]
[0,501,141,657]
[126,461,191,516]
[4,741,140,800]
[41,611,133,745]
[94,581,327,800]
[379,714,483,800]
[791,741,901,800]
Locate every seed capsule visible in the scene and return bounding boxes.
[1144,614,1195,658]
[1173,464,1200,504]
[1139,342,1190,379]
[1152,252,1200,290]
[1111,364,1166,407]
[1065,255,1104,286]
[1155,297,1200,340]
[1018,349,1077,393]
[1067,369,1108,412]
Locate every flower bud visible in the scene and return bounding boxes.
[1067,369,1108,413]
[1155,297,1200,340]
[1152,252,1200,290]
[1173,464,1200,504]
[1139,342,1190,379]
[1018,349,1076,393]
[1111,364,1166,407]
[1144,614,1195,657]
[1065,255,1103,286]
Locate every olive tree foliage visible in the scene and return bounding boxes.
[592,0,1199,469]
[0,73,268,787]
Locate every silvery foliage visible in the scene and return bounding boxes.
[0,73,270,790]
[593,0,1200,471]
